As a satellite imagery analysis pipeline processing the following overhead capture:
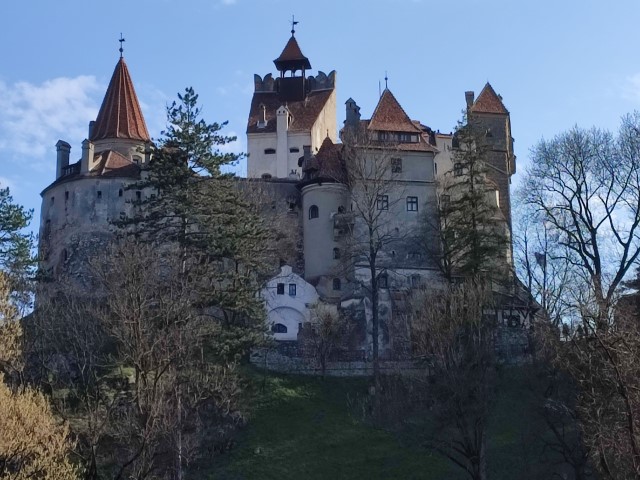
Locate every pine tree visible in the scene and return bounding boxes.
[438,119,509,281]
[119,87,270,342]
[0,186,33,309]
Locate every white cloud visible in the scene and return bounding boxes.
[221,0,237,5]
[0,76,101,162]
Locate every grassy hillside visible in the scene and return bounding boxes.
[197,366,572,480]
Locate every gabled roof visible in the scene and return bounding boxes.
[91,149,141,178]
[246,89,333,134]
[470,83,508,114]
[367,89,422,133]
[91,58,151,142]
[315,137,346,182]
[274,35,311,71]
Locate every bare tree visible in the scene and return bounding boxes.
[410,280,495,480]
[303,303,349,378]
[341,128,408,391]
[0,272,79,480]
[522,113,640,478]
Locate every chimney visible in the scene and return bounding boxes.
[80,139,95,174]
[88,121,95,140]
[303,145,312,164]
[465,91,475,108]
[55,140,71,179]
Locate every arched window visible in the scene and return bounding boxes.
[309,205,319,219]
[333,248,341,259]
[333,278,341,291]
[271,323,288,333]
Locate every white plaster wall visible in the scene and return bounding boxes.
[301,183,350,284]
[310,89,337,150]
[261,265,319,340]
[247,132,278,178]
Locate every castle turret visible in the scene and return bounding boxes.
[247,29,337,179]
[39,51,150,285]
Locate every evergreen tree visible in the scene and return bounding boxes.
[119,87,270,343]
[0,186,34,309]
[438,119,509,281]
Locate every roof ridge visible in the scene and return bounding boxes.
[470,82,508,114]
[91,58,151,142]
[367,89,422,133]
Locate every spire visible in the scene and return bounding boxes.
[91,57,150,142]
[368,89,421,133]
[469,82,508,114]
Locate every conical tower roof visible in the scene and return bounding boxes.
[274,35,311,71]
[91,57,150,142]
[470,82,508,114]
[368,89,421,133]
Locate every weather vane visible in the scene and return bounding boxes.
[118,33,126,58]
[291,15,299,35]
[385,71,389,90]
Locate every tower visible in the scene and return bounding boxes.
[246,31,337,179]
[39,53,150,282]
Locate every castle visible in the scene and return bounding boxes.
[39,32,531,363]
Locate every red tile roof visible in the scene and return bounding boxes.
[470,83,508,114]
[91,149,141,178]
[315,137,346,182]
[274,36,311,71]
[91,58,151,142]
[246,89,333,134]
[367,89,422,133]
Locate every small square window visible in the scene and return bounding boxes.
[406,196,418,212]
[391,158,402,173]
[276,283,285,295]
[289,284,297,296]
[376,195,389,210]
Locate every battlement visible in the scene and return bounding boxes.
[253,70,336,93]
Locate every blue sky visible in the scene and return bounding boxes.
[2,0,640,232]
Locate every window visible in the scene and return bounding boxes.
[406,196,418,212]
[272,323,287,333]
[411,275,420,288]
[379,274,388,289]
[119,189,123,197]
[136,191,142,201]
[440,194,450,208]
[276,283,285,295]
[376,195,389,210]
[333,248,341,259]
[309,205,319,219]
[50,196,55,205]
[434,162,438,175]
[454,163,463,177]
[97,190,102,200]
[332,278,341,291]
[289,147,299,153]
[264,148,276,154]
[408,251,422,260]
[61,248,68,262]
[65,191,69,201]
[289,284,297,296]
[338,206,345,214]
[391,158,402,173]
